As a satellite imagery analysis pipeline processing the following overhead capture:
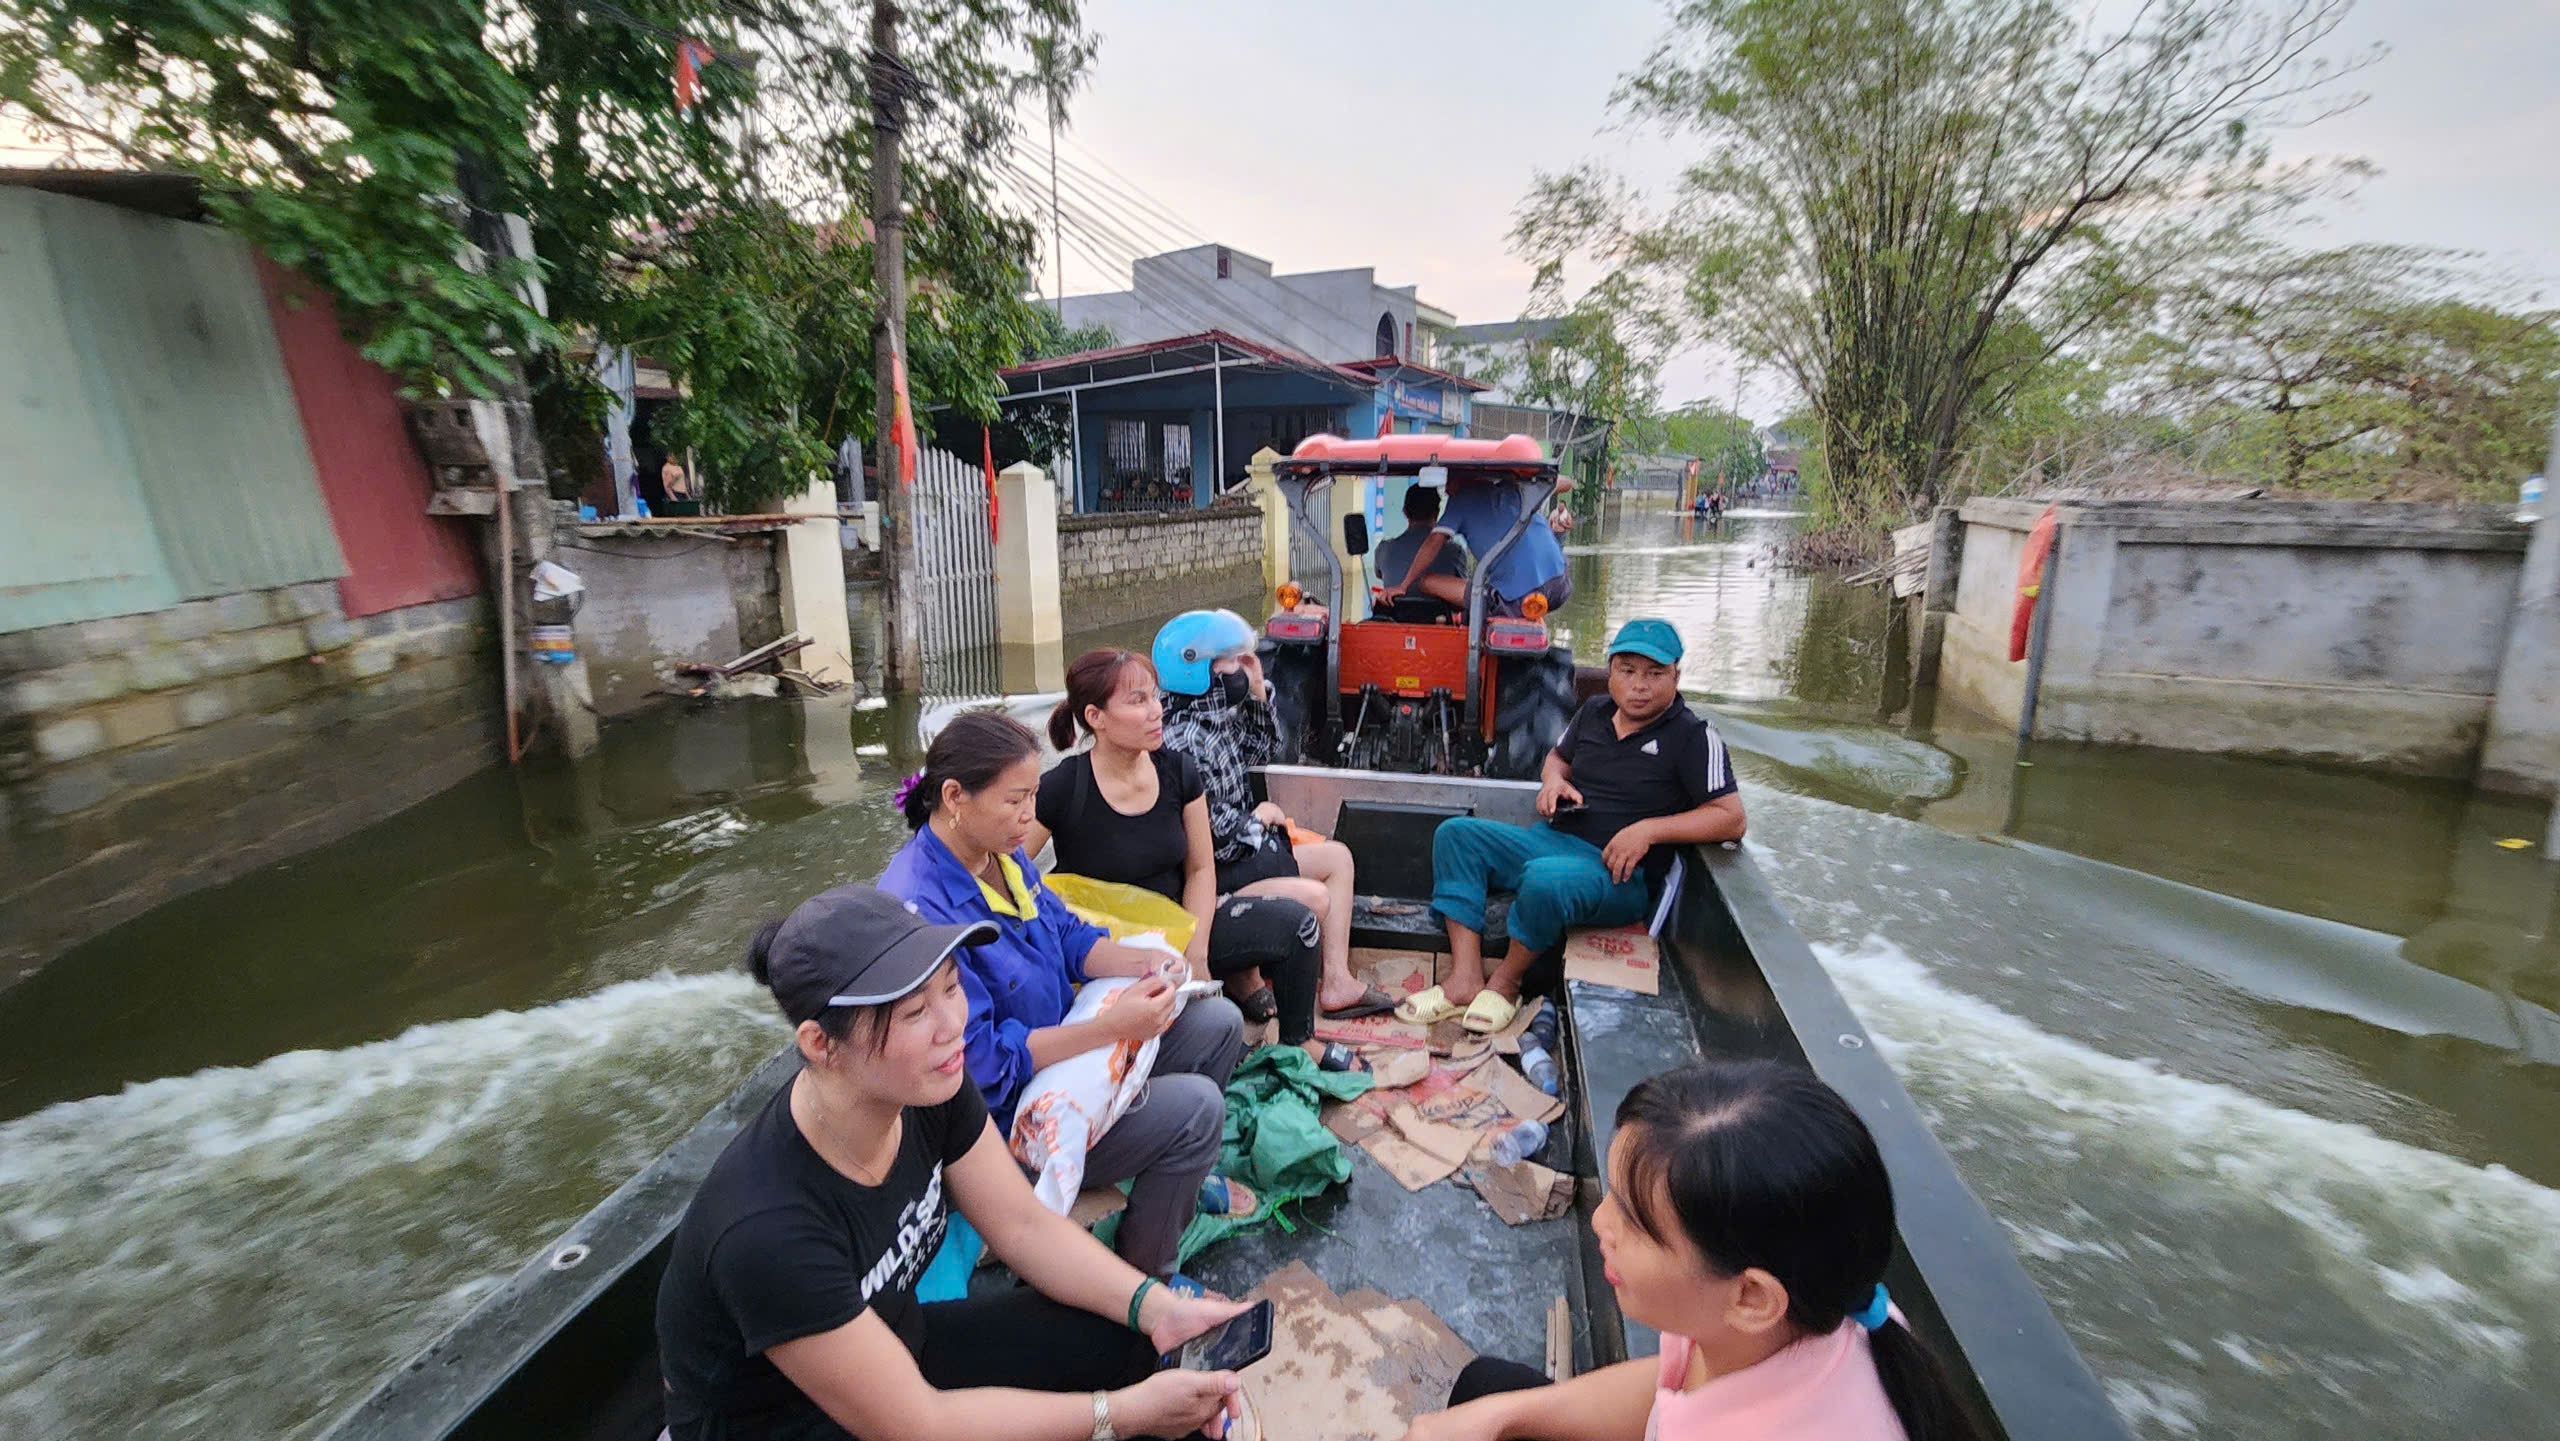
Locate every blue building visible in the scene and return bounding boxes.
[998,331,1488,514]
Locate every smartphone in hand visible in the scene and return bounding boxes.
[1172,1298,1275,1373]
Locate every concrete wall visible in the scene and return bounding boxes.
[1058,244,1416,364]
[0,582,500,980]
[1938,499,2532,776]
[1058,502,1268,630]
[556,526,784,716]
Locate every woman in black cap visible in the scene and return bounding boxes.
[657,883,1250,1441]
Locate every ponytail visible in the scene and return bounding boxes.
[1614,1062,1988,1441]
[1868,1317,1987,1441]
[1045,697,1080,752]
[900,710,1040,831]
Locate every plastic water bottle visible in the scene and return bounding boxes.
[1520,1044,1560,1097]
[1523,1006,1561,1054]
[2522,474,2547,523]
[1490,1118,1550,1167]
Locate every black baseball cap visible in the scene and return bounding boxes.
[757,884,995,1025]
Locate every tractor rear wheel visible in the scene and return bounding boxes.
[1487,644,1579,780]
[1260,640,1328,765]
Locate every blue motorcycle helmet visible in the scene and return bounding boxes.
[1152,609,1256,697]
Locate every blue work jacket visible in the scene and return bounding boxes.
[877,824,1106,1127]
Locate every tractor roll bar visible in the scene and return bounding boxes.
[1275,464,1561,732]
[1460,472,1558,731]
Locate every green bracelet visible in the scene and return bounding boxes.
[1125,1276,1159,1333]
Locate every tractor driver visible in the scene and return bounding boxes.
[1377,471,1572,619]
[1373,483,1468,606]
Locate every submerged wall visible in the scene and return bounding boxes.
[1938,499,2533,777]
[0,584,500,981]
[556,523,786,716]
[1059,502,1267,630]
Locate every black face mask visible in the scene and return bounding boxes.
[1216,668,1252,705]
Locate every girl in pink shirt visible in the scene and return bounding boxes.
[1400,1060,1987,1441]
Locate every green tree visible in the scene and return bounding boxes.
[1523,0,2374,531]
[2136,245,2560,496]
[3,0,1092,505]
[1657,403,1765,490]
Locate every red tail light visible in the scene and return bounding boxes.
[1485,619,1549,652]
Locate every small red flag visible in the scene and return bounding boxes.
[1376,409,1393,438]
[982,425,999,544]
[890,351,919,490]
[673,39,715,112]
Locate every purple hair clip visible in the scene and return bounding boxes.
[891,769,925,812]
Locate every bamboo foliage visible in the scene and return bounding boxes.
[1524,0,2376,529]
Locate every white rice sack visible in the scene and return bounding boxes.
[1008,935,1199,1214]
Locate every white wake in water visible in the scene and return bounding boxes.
[1816,932,2560,1437]
[0,971,783,1440]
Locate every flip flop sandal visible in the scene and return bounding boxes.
[1461,990,1519,1035]
[1198,1174,1262,1219]
[1235,986,1279,1025]
[1314,1041,1372,1075]
[1320,986,1399,1021]
[1394,985,1464,1025]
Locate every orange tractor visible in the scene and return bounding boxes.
[1260,434,1581,778]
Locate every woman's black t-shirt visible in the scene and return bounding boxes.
[656,1075,990,1441]
[1036,749,1203,902]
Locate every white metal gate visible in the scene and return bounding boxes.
[912,444,998,676]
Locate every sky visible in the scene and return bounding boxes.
[1034,0,2560,417]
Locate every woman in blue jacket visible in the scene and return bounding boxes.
[878,710,1244,1280]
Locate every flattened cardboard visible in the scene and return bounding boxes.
[1563,926,1662,995]
[1324,1099,1386,1146]
[1244,1262,1474,1441]
[1414,1081,1511,1133]
[1482,1059,1566,1126]
[1466,1158,1575,1225]
[1316,1012,1431,1050]
[1360,1129,1465,1190]
[1350,948,1438,994]
[1367,1048,1432,1091]
[1386,1103,1479,1168]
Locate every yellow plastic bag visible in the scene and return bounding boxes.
[1045,873,1198,953]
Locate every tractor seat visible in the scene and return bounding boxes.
[1373,594,1461,626]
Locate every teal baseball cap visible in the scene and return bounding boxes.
[1606,618,1684,666]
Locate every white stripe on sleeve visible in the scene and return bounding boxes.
[1702,727,1731,793]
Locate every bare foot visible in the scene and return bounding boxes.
[1441,969,1487,1007]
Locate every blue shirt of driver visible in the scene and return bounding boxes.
[1433,483,1567,602]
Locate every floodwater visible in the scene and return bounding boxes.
[2,498,2555,1438]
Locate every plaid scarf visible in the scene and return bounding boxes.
[1161,684,1283,863]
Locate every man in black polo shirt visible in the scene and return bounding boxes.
[1399,618,1746,1033]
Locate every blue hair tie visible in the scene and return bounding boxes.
[1851,1284,1891,1332]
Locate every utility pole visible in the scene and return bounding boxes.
[870,0,924,692]
[1050,104,1066,309]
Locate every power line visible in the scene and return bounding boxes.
[1014,160,1367,361]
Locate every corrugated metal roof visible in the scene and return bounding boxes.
[0,187,346,633]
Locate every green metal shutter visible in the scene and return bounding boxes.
[36,190,346,600]
[0,188,183,631]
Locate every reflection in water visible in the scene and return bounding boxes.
[1,495,2554,1439]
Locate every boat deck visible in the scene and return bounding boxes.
[319,765,2128,1441]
